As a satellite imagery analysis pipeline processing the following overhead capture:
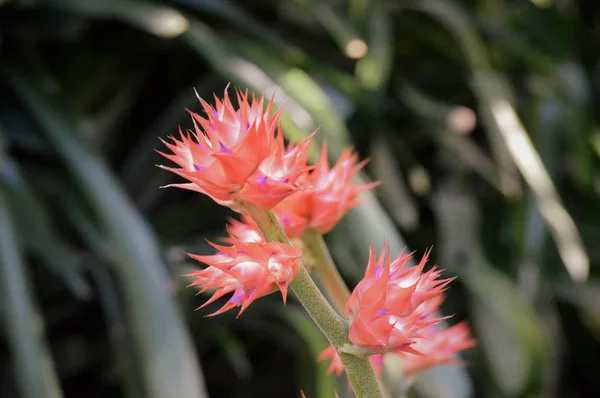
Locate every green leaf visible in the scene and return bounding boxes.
[432,177,548,396]
[90,265,145,398]
[0,188,64,398]
[554,281,600,342]
[39,0,189,38]
[281,307,339,398]
[404,0,589,282]
[6,68,208,398]
[1,157,91,299]
[465,264,547,396]
[355,1,393,91]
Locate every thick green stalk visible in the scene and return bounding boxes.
[241,202,383,398]
[301,228,351,315]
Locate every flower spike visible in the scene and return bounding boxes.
[273,141,379,238]
[158,87,313,211]
[186,232,301,316]
[345,245,453,355]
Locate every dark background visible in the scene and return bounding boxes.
[1,0,600,397]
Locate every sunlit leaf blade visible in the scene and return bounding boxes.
[0,188,64,398]
[40,0,189,38]
[6,68,208,398]
[404,0,589,282]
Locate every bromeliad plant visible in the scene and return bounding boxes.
[158,87,475,398]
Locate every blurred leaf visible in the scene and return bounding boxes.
[0,188,64,398]
[355,1,392,91]
[466,264,547,396]
[398,82,521,198]
[6,68,208,398]
[176,0,304,59]
[0,157,91,299]
[90,265,144,398]
[433,177,548,396]
[281,307,338,398]
[119,74,224,208]
[404,0,590,282]
[181,19,320,150]
[555,281,600,342]
[308,2,367,60]
[370,134,419,231]
[212,325,253,380]
[40,0,190,38]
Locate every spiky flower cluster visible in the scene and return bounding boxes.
[273,143,378,238]
[159,88,375,315]
[319,320,476,379]
[318,247,474,380]
[158,88,313,211]
[158,87,474,396]
[186,234,301,316]
[345,246,452,355]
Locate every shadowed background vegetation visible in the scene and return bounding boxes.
[1,0,599,397]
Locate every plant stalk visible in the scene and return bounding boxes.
[241,202,383,398]
[301,228,351,315]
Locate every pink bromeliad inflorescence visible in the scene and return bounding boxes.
[157,87,313,211]
[319,246,475,381]
[273,142,379,238]
[185,232,301,317]
[221,142,378,240]
[158,88,474,393]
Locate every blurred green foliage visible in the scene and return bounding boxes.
[1,0,599,397]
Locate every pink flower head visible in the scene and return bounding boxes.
[319,322,475,379]
[186,232,301,316]
[345,245,453,355]
[273,142,379,238]
[399,321,476,375]
[158,88,314,210]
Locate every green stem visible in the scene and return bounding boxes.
[301,229,351,315]
[241,202,383,398]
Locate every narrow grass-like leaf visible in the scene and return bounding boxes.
[433,177,548,396]
[281,307,339,398]
[90,265,145,398]
[6,69,208,398]
[1,157,91,299]
[0,188,64,398]
[355,1,392,91]
[404,0,589,281]
[40,0,189,38]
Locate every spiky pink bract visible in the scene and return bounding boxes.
[317,345,345,376]
[345,245,453,355]
[318,321,475,378]
[186,233,301,316]
[224,215,265,244]
[273,142,379,238]
[158,88,313,211]
[399,321,476,375]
